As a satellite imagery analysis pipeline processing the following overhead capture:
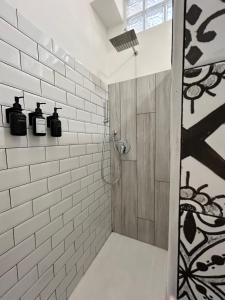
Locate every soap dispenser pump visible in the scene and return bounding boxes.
[47,107,62,137]
[29,102,46,136]
[6,96,27,136]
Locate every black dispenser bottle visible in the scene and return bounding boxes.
[29,102,46,136]
[47,107,62,137]
[6,96,27,136]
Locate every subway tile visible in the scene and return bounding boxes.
[83,78,95,92]
[21,267,54,300]
[14,210,50,244]
[33,190,61,215]
[0,235,35,277]
[52,221,73,248]
[41,81,66,104]
[56,266,76,298]
[55,72,75,94]
[50,197,72,220]
[0,84,23,107]
[18,13,52,51]
[60,157,79,172]
[0,267,17,298]
[71,166,88,182]
[10,179,48,207]
[73,188,89,206]
[67,93,84,110]
[63,203,81,224]
[0,202,33,235]
[18,239,51,279]
[65,246,83,274]
[74,209,89,228]
[1,267,38,300]
[76,85,91,101]
[38,242,64,275]
[0,18,38,58]
[24,92,55,115]
[77,109,91,122]
[0,230,14,256]
[82,194,94,210]
[38,46,65,75]
[0,166,30,192]
[36,217,63,247]
[54,244,74,274]
[68,120,85,133]
[85,101,96,113]
[86,144,99,154]
[67,268,83,298]
[0,191,10,213]
[65,225,82,249]
[0,40,20,68]
[30,161,59,181]
[89,73,101,87]
[40,267,66,300]
[57,103,77,120]
[58,132,78,145]
[0,62,41,95]
[75,61,89,78]
[85,122,98,133]
[52,41,74,68]
[0,149,7,170]
[0,0,17,26]
[77,133,92,144]
[21,53,54,84]
[46,146,69,161]
[7,147,45,168]
[66,66,83,86]
[61,181,81,201]
[27,131,58,147]
[70,145,86,157]
[48,171,71,191]
[80,154,93,167]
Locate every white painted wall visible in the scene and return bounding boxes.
[7,0,109,80]
[106,20,172,83]
[7,0,172,84]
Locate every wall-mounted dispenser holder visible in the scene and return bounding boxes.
[47,107,62,137]
[6,96,27,136]
[29,102,46,136]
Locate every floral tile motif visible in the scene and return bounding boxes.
[185,0,225,69]
[181,61,225,217]
[178,211,225,300]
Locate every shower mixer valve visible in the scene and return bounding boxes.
[115,138,130,155]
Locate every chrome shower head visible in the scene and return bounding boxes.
[109,29,139,56]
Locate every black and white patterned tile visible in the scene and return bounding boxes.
[185,0,225,69]
[180,61,225,218]
[178,210,225,300]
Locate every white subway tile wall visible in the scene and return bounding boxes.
[0,1,111,299]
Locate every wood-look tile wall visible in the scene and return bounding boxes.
[109,70,171,250]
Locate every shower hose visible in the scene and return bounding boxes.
[101,126,120,185]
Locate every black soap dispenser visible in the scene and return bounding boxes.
[47,107,62,137]
[29,102,46,136]
[6,96,27,136]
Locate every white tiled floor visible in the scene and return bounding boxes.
[69,233,168,300]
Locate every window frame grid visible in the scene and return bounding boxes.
[126,0,171,33]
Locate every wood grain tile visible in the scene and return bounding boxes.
[121,161,137,239]
[137,113,155,221]
[138,218,155,245]
[120,79,137,161]
[137,74,156,113]
[155,181,170,250]
[155,70,171,182]
[109,83,121,138]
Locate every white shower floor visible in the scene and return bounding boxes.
[69,233,168,300]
